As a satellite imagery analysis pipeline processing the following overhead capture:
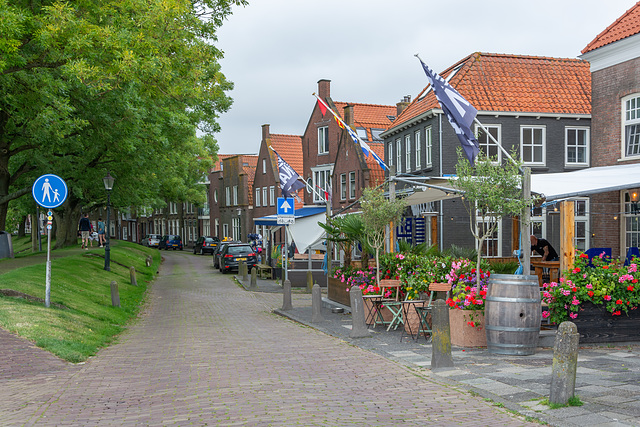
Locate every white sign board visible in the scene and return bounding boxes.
[277,216,295,225]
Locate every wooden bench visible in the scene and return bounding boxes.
[255,264,272,280]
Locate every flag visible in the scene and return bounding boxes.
[313,94,388,171]
[417,57,480,165]
[272,148,305,198]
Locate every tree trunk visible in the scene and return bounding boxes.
[17,215,26,237]
[54,199,82,249]
[31,207,39,252]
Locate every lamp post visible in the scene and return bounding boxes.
[103,172,115,271]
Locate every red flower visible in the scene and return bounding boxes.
[616,299,623,305]
[573,267,581,274]
[613,310,622,316]
[628,285,635,291]
[634,279,638,284]
[465,286,471,292]
[571,287,577,293]
[602,265,609,269]
[579,253,589,259]
[587,290,594,297]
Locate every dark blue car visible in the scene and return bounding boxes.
[159,235,183,250]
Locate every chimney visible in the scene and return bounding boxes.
[396,95,411,116]
[344,104,354,128]
[261,124,270,142]
[317,79,331,100]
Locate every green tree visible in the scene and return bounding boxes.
[0,0,245,237]
[360,187,406,285]
[451,148,534,289]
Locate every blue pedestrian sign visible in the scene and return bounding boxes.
[32,174,68,209]
[277,197,294,216]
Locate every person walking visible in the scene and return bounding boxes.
[97,218,106,248]
[79,213,91,250]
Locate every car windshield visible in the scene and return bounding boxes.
[149,235,160,239]
[227,246,253,255]
[204,237,215,243]
[168,235,180,240]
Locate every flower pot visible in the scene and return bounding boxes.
[449,309,486,347]
[572,302,640,343]
[328,277,351,307]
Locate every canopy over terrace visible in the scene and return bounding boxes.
[254,206,326,253]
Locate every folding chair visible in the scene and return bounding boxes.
[415,282,452,341]
[371,279,402,329]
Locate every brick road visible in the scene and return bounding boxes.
[0,251,536,426]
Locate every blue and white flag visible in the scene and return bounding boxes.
[417,57,480,165]
[272,148,305,198]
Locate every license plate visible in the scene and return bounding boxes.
[236,257,247,261]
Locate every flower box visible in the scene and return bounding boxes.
[449,309,486,348]
[572,302,640,343]
[328,277,350,307]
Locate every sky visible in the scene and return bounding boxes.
[213,0,636,155]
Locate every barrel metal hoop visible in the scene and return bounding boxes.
[485,325,540,332]
[486,296,540,303]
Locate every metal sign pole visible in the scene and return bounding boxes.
[284,225,288,282]
[45,226,51,308]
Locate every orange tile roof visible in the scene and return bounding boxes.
[582,2,640,54]
[365,142,387,185]
[334,102,396,141]
[269,134,303,174]
[390,52,591,131]
[212,154,234,172]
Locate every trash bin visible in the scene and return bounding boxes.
[0,231,14,259]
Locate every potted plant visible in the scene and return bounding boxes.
[542,252,640,343]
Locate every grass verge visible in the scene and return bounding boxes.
[0,238,161,362]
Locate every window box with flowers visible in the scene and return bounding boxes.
[542,252,640,343]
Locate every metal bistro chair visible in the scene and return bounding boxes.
[414,282,452,341]
[371,279,402,329]
[380,280,407,331]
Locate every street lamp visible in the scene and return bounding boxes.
[103,172,115,271]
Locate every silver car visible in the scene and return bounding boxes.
[143,234,162,248]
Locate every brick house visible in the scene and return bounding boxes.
[209,154,258,241]
[303,79,395,212]
[381,52,592,256]
[580,2,640,258]
[251,124,303,250]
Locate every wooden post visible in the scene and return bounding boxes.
[560,200,575,273]
[129,266,137,286]
[110,281,120,307]
[521,167,531,274]
[430,216,438,248]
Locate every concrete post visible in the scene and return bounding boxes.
[110,281,120,308]
[349,286,371,338]
[129,266,137,286]
[311,284,324,322]
[250,266,258,290]
[145,255,152,267]
[281,279,293,311]
[550,321,580,405]
[306,270,313,293]
[431,300,454,369]
[241,261,248,282]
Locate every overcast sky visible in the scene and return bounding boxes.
[213,0,634,155]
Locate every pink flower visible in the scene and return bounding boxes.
[571,298,580,305]
[604,295,612,301]
[542,311,550,319]
[586,283,593,289]
[561,289,571,296]
[346,288,350,292]
[629,264,637,273]
[569,312,578,319]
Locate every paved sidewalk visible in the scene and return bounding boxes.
[0,252,536,426]
[270,285,640,427]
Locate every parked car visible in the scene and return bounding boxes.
[193,236,220,255]
[219,243,257,273]
[143,234,162,248]
[159,235,183,250]
[213,241,235,269]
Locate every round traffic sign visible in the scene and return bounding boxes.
[32,174,68,209]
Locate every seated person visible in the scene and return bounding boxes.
[530,235,559,261]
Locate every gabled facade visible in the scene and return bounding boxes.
[302,79,395,212]
[581,2,640,258]
[382,52,592,255]
[209,154,257,241]
[252,124,303,248]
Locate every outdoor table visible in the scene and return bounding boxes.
[400,300,426,341]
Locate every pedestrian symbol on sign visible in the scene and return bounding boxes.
[32,174,68,209]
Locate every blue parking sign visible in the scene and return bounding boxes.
[32,174,68,209]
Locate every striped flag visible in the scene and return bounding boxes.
[417,57,480,165]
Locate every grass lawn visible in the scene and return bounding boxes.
[0,238,161,362]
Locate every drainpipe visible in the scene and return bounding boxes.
[439,113,444,252]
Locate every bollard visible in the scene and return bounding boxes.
[250,266,258,290]
[349,285,371,338]
[110,281,120,308]
[306,270,313,294]
[550,321,580,405]
[145,255,152,267]
[239,261,247,282]
[281,279,293,311]
[129,266,138,286]
[311,283,324,322]
[431,299,454,369]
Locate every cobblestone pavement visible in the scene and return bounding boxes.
[0,251,535,426]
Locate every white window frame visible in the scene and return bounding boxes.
[623,94,640,159]
[388,142,393,167]
[232,217,240,241]
[223,223,229,239]
[425,126,432,167]
[520,126,546,166]
[565,126,590,166]
[262,158,267,174]
[262,187,267,207]
[225,187,230,206]
[233,185,238,206]
[318,126,329,154]
[475,218,502,257]
[415,130,422,170]
[349,172,356,199]
[405,134,411,172]
[255,188,260,207]
[269,186,275,206]
[574,198,590,252]
[475,124,501,163]
[214,218,219,237]
[395,138,402,173]
[340,173,347,200]
[311,165,333,203]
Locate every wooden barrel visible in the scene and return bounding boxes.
[485,274,541,355]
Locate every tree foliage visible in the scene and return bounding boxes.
[451,148,533,288]
[0,0,246,242]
